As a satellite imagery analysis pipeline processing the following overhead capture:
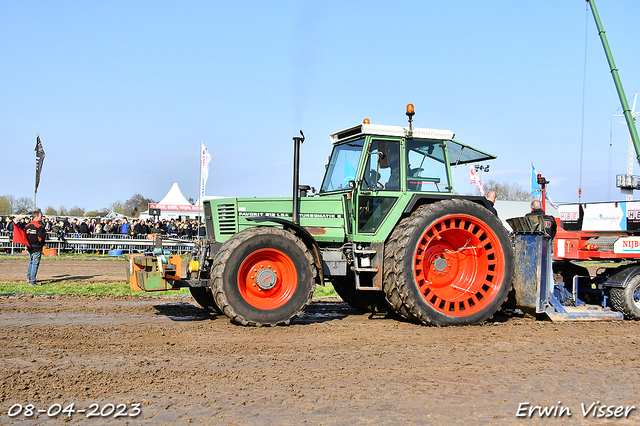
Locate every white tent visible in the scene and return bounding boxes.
[158,183,192,206]
[140,183,202,221]
[104,209,126,219]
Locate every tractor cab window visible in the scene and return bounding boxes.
[320,139,364,192]
[362,140,401,191]
[406,139,450,192]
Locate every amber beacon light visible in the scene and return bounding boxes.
[406,103,415,136]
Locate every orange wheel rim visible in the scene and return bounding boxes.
[237,248,298,310]
[413,214,505,316]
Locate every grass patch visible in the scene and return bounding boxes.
[0,281,191,297]
[0,281,338,298]
[0,253,187,262]
[314,283,338,298]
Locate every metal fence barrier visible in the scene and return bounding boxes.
[0,233,197,256]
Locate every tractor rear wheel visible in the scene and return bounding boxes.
[384,199,513,326]
[610,275,640,320]
[189,286,222,314]
[212,227,317,326]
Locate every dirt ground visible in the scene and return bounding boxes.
[0,256,138,284]
[1,256,640,425]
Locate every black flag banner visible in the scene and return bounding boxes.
[35,134,45,193]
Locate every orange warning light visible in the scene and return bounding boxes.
[363,118,370,124]
[406,104,415,115]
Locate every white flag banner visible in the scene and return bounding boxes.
[200,143,212,203]
[470,165,485,196]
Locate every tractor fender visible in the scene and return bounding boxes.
[402,194,494,216]
[603,264,640,288]
[246,216,324,284]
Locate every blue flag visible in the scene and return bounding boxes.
[531,163,541,195]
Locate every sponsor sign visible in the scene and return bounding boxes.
[614,237,640,254]
[149,203,203,212]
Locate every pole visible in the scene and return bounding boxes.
[587,0,640,166]
[34,134,38,211]
[199,142,203,220]
[292,131,305,224]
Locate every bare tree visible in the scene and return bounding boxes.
[123,194,155,217]
[14,197,33,214]
[44,206,57,216]
[110,201,125,215]
[67,206,86,217]
[58,206,67,216]
[0,195,14,214]
[484,179,532,202]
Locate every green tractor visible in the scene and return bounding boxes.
[133,105,514,326]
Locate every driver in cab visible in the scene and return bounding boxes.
[382,145,400,190]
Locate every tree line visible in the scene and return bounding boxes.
[0,180,530,217]
[0,193,158,218]
[482,179,532,202]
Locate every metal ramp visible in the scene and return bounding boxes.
[508,216,623,321]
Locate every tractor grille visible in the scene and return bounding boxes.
[216,203,238,235]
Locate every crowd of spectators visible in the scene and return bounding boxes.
[0,215,206,239]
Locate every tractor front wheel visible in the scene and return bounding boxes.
[384,199,513,326]
[212,227,317,326]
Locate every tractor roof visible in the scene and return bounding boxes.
[329,122,496,164]
[330,123,454,144]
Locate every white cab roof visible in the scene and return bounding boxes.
[330,123,455,144]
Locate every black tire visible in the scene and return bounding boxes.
[189,286,222,314]
[212,227,317,326]
[383,199,514,326]
[331,276,389,313]
[610,275,640,320]
[383,230,420,323]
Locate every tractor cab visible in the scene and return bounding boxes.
[320,117,495,196]
[319,107,497,237]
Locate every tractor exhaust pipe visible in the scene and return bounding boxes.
[292,130,305,224]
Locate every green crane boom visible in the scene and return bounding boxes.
[587,0,640,165]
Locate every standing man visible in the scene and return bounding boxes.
[525,200,557,238]
[25,210,47,286]
[78,219,90,236]
[485,191,498,216]
[120,218,130,235]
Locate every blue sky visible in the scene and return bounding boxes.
[2,1,640,212]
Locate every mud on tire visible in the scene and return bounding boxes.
[383,199,514,326]
[212,227,317,326]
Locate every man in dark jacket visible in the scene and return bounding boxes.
[485,191,498,216]
[525,200,557,238]
[25,211,47,286]
[78,219,90,236]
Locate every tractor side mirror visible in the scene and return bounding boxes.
[378,141,390,169]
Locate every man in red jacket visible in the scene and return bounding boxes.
[25,211,46,286]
